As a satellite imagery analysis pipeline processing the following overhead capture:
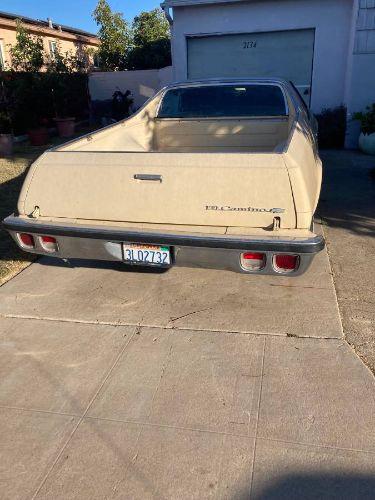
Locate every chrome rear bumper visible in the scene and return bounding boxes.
[3,215,325,276]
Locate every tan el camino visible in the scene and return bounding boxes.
[3,79,324,276]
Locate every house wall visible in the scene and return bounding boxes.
[171,0,354,113]
[0,17,99,71]
[158,65,175,88]
[350,0,375,112]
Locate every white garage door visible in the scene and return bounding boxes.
[187,29,315,103]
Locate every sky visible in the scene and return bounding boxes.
[0,0,162,34]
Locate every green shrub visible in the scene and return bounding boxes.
[316,106,347,149]
[353,104,375,135]
[9,20,44,72]
[0,111,12,133]
[0,72,89,134]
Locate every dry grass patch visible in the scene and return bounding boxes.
[0,127,102,286]
[0,155,36,285]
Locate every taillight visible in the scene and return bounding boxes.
[274,254,299,273]
[19,233,35,249]
[40,235,59,253]
[241,252,266,271]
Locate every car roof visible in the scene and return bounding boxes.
[165,77,291,89]
[161,78,306,115]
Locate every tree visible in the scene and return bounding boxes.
[93,0,130,71]
[132,9,170,47]
[128,9,171,70]
[9,20,45,72]
[46,41,76,74]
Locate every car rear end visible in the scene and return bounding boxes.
[3,79,324,276]
[4,216,323,276]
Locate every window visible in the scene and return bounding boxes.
[49,40,57,60]
[158,85,287,119]
[355,6,375,54]
[0,40,5,70]
[93,52,100,69]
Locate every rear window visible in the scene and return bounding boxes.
[158,84,287,118]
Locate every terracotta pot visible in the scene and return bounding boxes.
[0,133,14,156]
[55,117,75,138]
[359,132,375,155]
[28,127,49,146]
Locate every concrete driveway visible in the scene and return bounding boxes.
[1,223,375,499]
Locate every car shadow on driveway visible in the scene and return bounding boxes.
[38,256,171,274]
[244,472,375,499]
[319,150,375,238]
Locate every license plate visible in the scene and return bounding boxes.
[123,244,171,266]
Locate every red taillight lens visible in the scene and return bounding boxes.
[40,235,58,253]
[241,252,266,271]
[41,236,56,244]
[274,254,299,272]
[19,233,35,248]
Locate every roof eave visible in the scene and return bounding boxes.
[0,10,98,39]
[162,0,248,7]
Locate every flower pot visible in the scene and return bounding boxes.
[359,132,375,155]
[0,133,14,156]
[55,117,75,138]
[28,127,49,146]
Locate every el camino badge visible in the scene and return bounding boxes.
[205,205,285,213]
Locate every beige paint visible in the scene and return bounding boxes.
[17,81,322,234]
[0,16,99,70]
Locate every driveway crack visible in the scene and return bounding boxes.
[168,307,212,323]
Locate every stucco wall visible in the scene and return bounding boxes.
[158,65,175,88]
[171,0,354,113]
[89,67,173,108]
[350,54,375,113]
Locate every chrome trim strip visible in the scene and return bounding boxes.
[3,216,325,254]
[134,174,163,182]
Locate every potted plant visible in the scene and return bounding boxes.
[30,77,51,146]
[14,74,50,146]
[52,76,76,137]
[0,111,13,156]
[49,55,77,138]
[54,116,76,138]
[27,118,50,147]
[354,104,375,155]
[112,90,134,121]
[26,89,50,146]
[0,76,14,156]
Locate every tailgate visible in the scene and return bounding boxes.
[20,152,296,229]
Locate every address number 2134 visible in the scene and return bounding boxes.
[243,41,257,49]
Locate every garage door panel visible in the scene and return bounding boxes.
[187,29,315,94]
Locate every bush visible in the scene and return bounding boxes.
[353,104,375,135]
[0,81,13,133]
[0,111,12,133]
[316,106,347,149]
[0,72,89,134]
[127,39,171,70]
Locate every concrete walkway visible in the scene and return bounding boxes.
[319,150,375,373]
[0,230,375,499]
